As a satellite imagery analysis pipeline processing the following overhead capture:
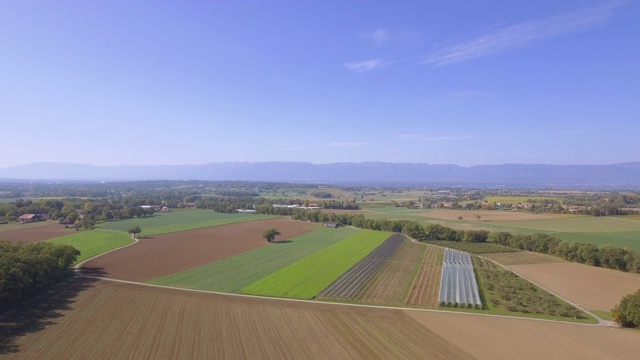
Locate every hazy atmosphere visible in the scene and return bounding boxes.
[2,1,639,167]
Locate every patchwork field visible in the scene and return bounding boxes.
[482,251,565,265]
[83,217,318,282]
[98,210,276,236]
[150,227,359,292]
[240,231,390,299]
[509,262,640,311]
[3,279,640,359]
[0,222,74,243]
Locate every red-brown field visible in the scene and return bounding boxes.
[406,245,444,307]
[81,217,318,282]
[509,262,640,311]
[3,279,640,359]
[0,222,74,243]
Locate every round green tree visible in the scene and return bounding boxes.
[127,226,142,237]
[262,228,281,243]
[612,289,640,328]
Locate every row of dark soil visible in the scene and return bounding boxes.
[318,233,404,298]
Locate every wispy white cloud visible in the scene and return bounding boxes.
[363,29,390,46]
[343,59,388,72]
[424,3,625,66]
[327,142,370,147]
[394,134,473,142]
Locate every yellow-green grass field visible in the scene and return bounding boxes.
[47,230,133,263]
[240,230,391,299]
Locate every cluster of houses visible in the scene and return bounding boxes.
[140,205,171,212]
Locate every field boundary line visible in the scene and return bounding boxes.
[74,234,139,269]
[78,273,610,328]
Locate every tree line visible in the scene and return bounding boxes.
[0,241,80,313]
[261,208,640,274]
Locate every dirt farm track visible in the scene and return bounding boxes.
[81,217,317,282]
[2,278,639,359]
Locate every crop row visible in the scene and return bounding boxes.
[239,230,390,299]
[439,249,482,307]
[318,233,404,298]
[406,246,444,307]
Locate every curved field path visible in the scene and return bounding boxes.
[81,217,318,282]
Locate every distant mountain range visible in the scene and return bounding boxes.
[1,162,640,188]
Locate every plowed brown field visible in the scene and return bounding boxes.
[355,241,426,305]
[0,222,73,243]
[4,280,640,359]
[509,262,640,311]
[406,245,444,307]
[81,218,318,282]
[406,310,640,359]
[1,280,474,359]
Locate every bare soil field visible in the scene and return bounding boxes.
[81,218,317,282]
[0,222,74,243]
[420,210,565,222]
[355,240,427,305]
[509,262,640,311]
[406,310,640,359]
[406,245,444,307]
[1,280,474,359]
[482,251,565,265]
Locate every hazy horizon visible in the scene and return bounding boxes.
[2,1,639,167]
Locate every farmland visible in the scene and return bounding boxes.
[438,249,482,307]
[422,241,520,254]
[319,238,444,308]
[360,206,640,251]
[83,217,318,282]
[149,227,358,292]
[0,222,74,243]
[239,231,390,299]
[318,233,405,299]
[98,209,276,236]
[47,230,133,263]
[3,279,640,359]
[508,261,640,312]
[474,257,592,322]
[0,279,473,359]
[482,251,565,265]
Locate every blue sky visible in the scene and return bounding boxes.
[1,1,638,167]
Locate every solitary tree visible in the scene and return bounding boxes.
[127,226,142,238]
[475,215,482,221]
[457,216,463,221]
[263,228,281,243]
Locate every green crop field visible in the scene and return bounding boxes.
[491,216,640,233]
[239,230,391,299]
[149,227,359,292]
[47,230,133,263]
[98,210,275,236]
[552,231,640,252]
